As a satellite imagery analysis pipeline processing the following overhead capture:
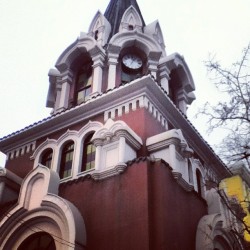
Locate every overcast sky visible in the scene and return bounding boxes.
[0,0,250,166]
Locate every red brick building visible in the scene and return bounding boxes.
[0,0,243,249]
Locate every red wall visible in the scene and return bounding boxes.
[59,159,207,250]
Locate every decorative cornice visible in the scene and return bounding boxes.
[6,141,36,160]
[91,163,127,180]
[172,171,194,192]
[0,75,230,179]
[104,94,168,130]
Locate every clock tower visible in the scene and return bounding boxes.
[0,0,241,249]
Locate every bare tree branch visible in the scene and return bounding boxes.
[197,43,250,166]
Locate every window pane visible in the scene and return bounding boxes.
[82,134,95,172]
[41,149,53,169]
[60,142,74,179]
[76,62,93,104]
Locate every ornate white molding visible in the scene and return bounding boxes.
[91,163,127,180]
[0,165,86,250]
[88,10,111,46]
[172,171,194,192]
[104,95,168,130]
[119,6,143,33]
[92,119,142,149]
[146,129,193,158]
[7,141,36,160]
[92,119,142,171]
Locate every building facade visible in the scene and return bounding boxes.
[220,162,250,244]
[0,0,245,249]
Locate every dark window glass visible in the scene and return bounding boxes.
[76,62,92,104]
[18,232,56,250]
[60,141,74,178]
[82,134,95,171]
[188,159,193,184]
[41,148,53,169]
[196,169,203,196]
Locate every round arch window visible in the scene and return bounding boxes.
[18,232,56,250]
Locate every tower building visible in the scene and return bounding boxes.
[0,0,243,249]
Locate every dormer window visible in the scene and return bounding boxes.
[75,62,93,104]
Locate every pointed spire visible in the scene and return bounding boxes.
[104,0,145,37]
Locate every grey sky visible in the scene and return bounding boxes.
[0,0,250,166]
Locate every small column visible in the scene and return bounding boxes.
[169,144,177,171]
[92,139,103,171]
[91,53,105,95]
[118,137,126,163]
[148,60,158,79]
[107,44,120,89]
[56,70,73,112]
[107,55,118,89]
[158,60,170,94]
[148,51,162,79]
[53,146,60,174]
[177,90,187,115]
[95,145,102,171]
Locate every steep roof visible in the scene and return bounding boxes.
[104,0,145,37]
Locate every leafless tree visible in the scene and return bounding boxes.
[198,43,250,167]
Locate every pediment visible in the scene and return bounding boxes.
[119,6,143,32]
[88,10,111,46]
[145,20,165,52]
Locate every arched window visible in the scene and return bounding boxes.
[188,159,193,184]
[40,148,53,169]
[60,141,74,179]
[196,169,203,197]
[81,133,95,171]
[18,232,56,250]
[75,61,93,104]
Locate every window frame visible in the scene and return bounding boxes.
[59,141,75,179]
[75,61,93,104]
[81,133,96,172]
[40,148,53,169]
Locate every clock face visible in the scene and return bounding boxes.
[122,54,143,70]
